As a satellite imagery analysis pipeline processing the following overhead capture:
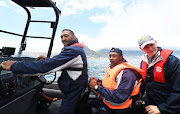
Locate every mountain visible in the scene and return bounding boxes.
[81,43,107,58]
[20,43,107,58]
[97,48,110,54]
[97,48,145,56]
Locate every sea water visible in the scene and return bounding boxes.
[45,50,180,81]
[88,50,143,80]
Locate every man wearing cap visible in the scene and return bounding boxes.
[138,35,180,114]
[88,47,144,114]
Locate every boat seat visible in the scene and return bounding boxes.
[72,85,91,114]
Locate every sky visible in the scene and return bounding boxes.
[0,0,180,54]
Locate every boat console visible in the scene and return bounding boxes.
[0,0,61,114]
[0,50,46,114]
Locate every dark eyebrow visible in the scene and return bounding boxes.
[61,34,69,38]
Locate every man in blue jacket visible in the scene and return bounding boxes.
[138,35,180,114]
[1,29,88,114]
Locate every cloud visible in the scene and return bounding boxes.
[89,14,111,23]
[85,0,180,50]
[0,0,28,15]
[54,0,119,16]
[0,0,7,7]
[76,34,95,46]
[2,0,180,53]
[53,0,126,23]
[52,0,180,51]
[89,1,125,23]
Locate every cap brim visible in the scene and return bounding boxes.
[140,40,155,49]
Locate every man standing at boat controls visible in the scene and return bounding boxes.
[138,35,180,114]
[0,29,88,114]
[88,47,144,114]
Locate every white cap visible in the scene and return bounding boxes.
[138,35,155,49]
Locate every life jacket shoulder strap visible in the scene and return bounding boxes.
[153,49,172,83]
[123,62,144,75]
[142,61,147,79]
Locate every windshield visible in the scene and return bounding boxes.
[0,2,61,58]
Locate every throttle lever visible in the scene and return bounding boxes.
[35,58,41,61]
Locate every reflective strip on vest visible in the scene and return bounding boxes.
[101,62,144,109]
[103,97,133,109]
[142,49,172,83]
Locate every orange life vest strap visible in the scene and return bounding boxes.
[142,61,147,79]
[131,78,142,96]
[153,49,172,83]
[102,98,133,109]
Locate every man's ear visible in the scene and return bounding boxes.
[155,40,157,46]
[121,56,124,60]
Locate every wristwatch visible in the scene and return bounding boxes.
[94,85,98,90]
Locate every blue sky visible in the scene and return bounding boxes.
[1,0,180,54]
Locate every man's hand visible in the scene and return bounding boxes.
[145,105,161,114]
[0,60,15,70]
[37,55,46,60]
[89,79,97,89]
[89,77,98,82]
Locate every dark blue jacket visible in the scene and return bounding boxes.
[10,38,88,94]
[140,47,180,114]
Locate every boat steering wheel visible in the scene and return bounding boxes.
[35,58,57,84]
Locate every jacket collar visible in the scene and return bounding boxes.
[61,38,78,51]
[66,38,78,46]
[141,47,163,69]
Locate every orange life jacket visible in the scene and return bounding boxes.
[101,62,144,109]
[141,49,172,83]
